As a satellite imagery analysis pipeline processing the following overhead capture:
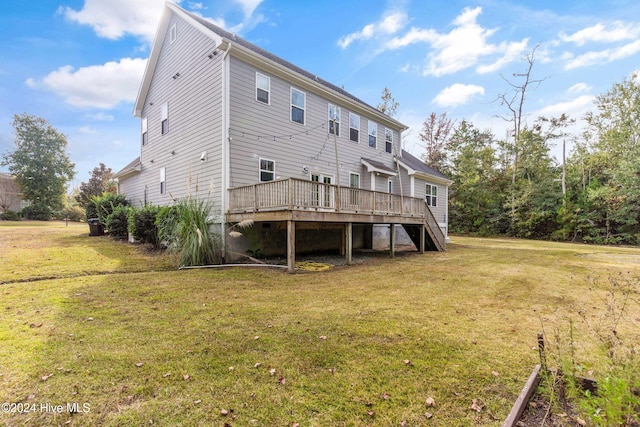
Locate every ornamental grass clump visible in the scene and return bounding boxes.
[158,197,220,267]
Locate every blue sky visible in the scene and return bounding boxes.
[2,0,640,186]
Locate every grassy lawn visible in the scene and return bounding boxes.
[1,221,639,426]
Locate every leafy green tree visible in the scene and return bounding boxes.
[75,163,116,208]
[1,114,75,218]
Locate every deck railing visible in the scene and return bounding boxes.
[228,178,445,249]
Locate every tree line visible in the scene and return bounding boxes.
[418,72,640,244]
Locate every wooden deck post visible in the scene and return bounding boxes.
[287,220,295,273]
[345,222,353,265]
[419,224,425,254]
[389,223,395,258]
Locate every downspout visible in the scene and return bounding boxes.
[220,44,232,261]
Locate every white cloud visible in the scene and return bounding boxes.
[78,125,98,135]
[534,95,595,119]
[564,39,640,69]
[386,7,528,77]
[86,112,115,121]
[338,11,408,49]
[433,83,485,108]
[28,58,147,109]
[560,21,640,46]
[567,82,591,95]
[62,0,171,42]
[234,0,263,18]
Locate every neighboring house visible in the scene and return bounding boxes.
[0,172,24,213]
[115,2,452,270]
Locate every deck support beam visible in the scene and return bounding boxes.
[345,222,353,265]
[287,220,295,273]
[419,224,425,254]
[389,223,395,258]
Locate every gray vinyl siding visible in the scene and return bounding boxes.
[227,57,402,189]
[414,177,447,224]
[118,173,145,207]
[129,12,224,215]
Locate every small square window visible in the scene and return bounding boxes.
[259,158,275,182]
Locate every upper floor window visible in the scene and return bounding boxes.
[160,167,166,195]
[349,113,360,142]
[141,117,148,146]
[368,120,377,149]
[259,158,275,182]
[328,104,340,136]
[385,128,393,153]
[161,102,169,135]
[291,88,305,124]
[170,24,177,44]
[256,73,270,104]
[426,184,438,207]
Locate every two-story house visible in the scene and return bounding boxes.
[115,2,452,271]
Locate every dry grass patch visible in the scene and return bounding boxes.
[1,226,639,426]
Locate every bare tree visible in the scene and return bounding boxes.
[495,45,546,216]
[419,112,454,172]
[376,87,399,117]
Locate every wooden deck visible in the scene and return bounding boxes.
[227,178,445,271]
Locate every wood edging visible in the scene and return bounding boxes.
[502,364,541,427]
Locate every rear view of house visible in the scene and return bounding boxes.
[115,2,452,270]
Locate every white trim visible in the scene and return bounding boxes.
[384,128,393,153]
[349,172,360,188]
[328,103,340,136]
[360,159,397,177]
[388,179,393,194]
[221,46,231,225]
[409,175,415,198]
[159,167,166,194]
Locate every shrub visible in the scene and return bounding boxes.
[92,193,128,226]
[105,205,130,239]
[21,203,52,221]
[85,200,98,221]
[0,210,21,221]
[65,205,86,222]
[128,205,161,247]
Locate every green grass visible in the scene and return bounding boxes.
[1,222,639,426]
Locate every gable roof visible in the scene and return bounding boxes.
[114,157,142,179]
[399,150,452,184]
[134,2,407,131]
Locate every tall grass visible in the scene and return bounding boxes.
[157,196,220,267]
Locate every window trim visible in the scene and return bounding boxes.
[259,158,275,182]
[160,167,166,195]
[256,72,270,105]
[426,184,438,207]
[388,179,393,194]
[368,120,377,149]
[385,128,393,153]
[161,102,169,135]
[290,87,306,125]
[328,103,340,136]
[141,116,148,146]
[349,112,360,143]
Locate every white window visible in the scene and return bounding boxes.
[161,102,169,135]
[170,24,177,44]
[160,167,166,195]
[385,128,393,153]
[256,73,270,104]
[388,179,393,193]
[426,184,438,207]
[349,113,360,142]
[349,172,360,188]
[259,158,275,182]
[328,104,340,136]
[291,88,305,124]
[368,121,377,149]
[141,117,148,146]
